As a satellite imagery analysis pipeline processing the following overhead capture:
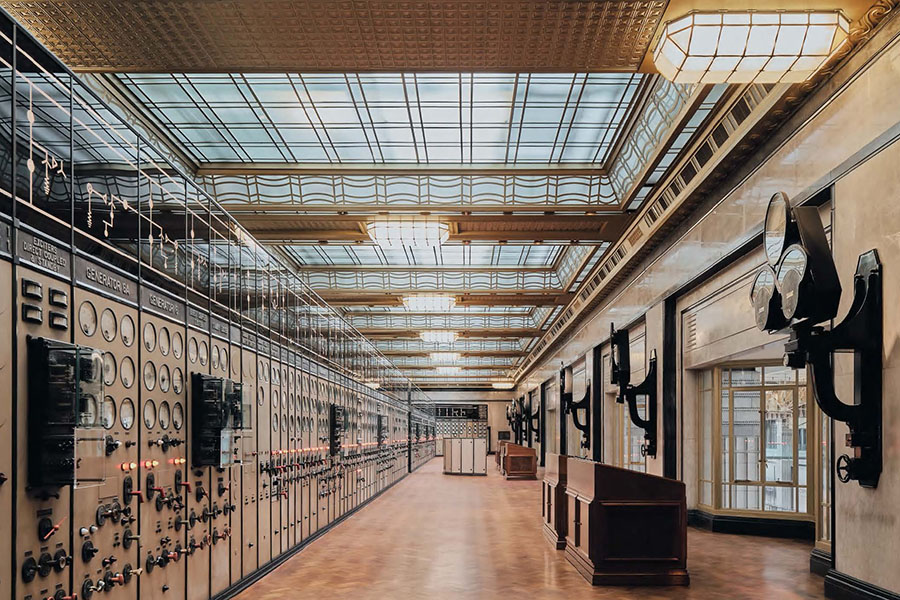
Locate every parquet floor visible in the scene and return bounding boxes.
[235,458,825,599]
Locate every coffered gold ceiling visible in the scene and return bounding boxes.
[1,0,668,72]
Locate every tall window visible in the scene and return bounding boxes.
[698,364,810,515]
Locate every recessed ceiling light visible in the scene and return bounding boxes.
[492,382,515,390]
[420,330,458,343]
[404,295,455,312]
[367,217,449,248]
[653,10,850,84]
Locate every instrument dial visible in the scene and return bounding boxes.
[221,348,229,373]
[172,402,184,430]
[121,314,135,347]
[100,308,117,342]
[120,398,135,430]
[211,345,219,370]
[158,364,171,393]
[199,341,209,366]
[172,367,184,394]
[172,331,184,359]
[101,396,116,430]
[143,322,156,353]
[79,394,98,427]
[188,337,198,364]
[764,192,791,266]
[121,357,135,388]
[159,327,171,356]
[143,399,156,429]
[158,401,171,430]
[143,361,157,392]
[776,244,809,319]
[273,413,278,432]
[102,352,117,386]
[79,301,97,337]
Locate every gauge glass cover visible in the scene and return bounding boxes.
[143,361,157,392]
[121,315,135,347]
[101,396,116,430]
[158,401,171,429]
[143,399,156,429]
[100,308,117,342]
[121,357,135,388]
[120,398,135,430]
[79,301,97,337]
[143,322,156,352]
[172,402,184,430]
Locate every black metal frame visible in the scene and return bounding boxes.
[610,324,658,458]
[560,365,590,450]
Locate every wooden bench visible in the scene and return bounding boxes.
[501,442,537,480]
[542,453,568,549]
[564,459,689,586]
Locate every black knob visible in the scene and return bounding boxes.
[82,541,99,563]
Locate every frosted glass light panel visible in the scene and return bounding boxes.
[404,295,456,312]
[367,217,449,249]
[653,11,850,84]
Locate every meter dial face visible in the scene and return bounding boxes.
[172,402,184,430]
[258,386,265,406]
[143,361,157,392]
[158,327,171,356]
[272,413,278,432]
[764,192,790,266]
[188,337,198,364]
[102,352,117,386]
[121,315,135,347]
[121,357,135,388]
[272,391,279,409]
[143,322,156,353]
[199,341,209,366]
[776,245,808,319]
[221,348,228,373]
[211,345,219,370]
[79,301,97,337]
[143,399,156,429]
[172,367,184,394]
[172,331,184,359]
[101,396,116,430]
[100,308,117,342]
[158,401,171,429]
[78,395,98,427]
[158,364,171,393]
[120,398,135,430]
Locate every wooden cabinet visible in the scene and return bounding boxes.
[542,453,568,549]
[564,459,689,586]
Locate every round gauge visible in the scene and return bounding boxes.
[79,301,97,337]
[221,349,228,373]
[258,386,265,406]
[143,399,156,429]
[271,366,277,383]
[102,352,117,386]
[764,192,791,266]
[776,244,808,319]
[158,327,171,356]
[143,361,157,392]
[188,337,198,364]
[199,341,209,366]
[158,364,171,393]
[282,417,286,432]
[100,308,117,342]
[121,357,135,388]
[120,398,135,430]
[101,396,116,430]
[143,322,157,353]
[211,345,219,370]
[290,416,294,434]
[272,390,279,409]
[263,364,269,382]
[232,354,239,377]
[172,367,184,394]
[121,314,135,347]
[272,413,278,432]
[79,394,98,426]
[172,402,184,430]
[172,331,184,359]
[158,401,171,429]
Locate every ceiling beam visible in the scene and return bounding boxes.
[358,328,538,339]
[318,292,570,306]
[381,350,526,358]
[197,162,607,176]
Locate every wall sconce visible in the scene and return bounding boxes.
[527,399,541,445]
[560,365,591,449]
[610,324,658,458]
[751,191,882,488]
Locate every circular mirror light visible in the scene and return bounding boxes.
[750,265,786,331]
[764,192,793,267]
[776,244,810,320]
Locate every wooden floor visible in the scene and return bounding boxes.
[237,458,826,599]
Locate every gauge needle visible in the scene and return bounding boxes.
[43,516,67,540]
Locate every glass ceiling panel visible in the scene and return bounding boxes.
[281,243,563,267]
[118,72,644,165]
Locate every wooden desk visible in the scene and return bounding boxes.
[564,459,689,586]
[542,453,567,549]
[501,443,537,480]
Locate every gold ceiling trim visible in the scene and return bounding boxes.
[1,0,668,72]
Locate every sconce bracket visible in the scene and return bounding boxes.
[611,325,658,458]
[560,367,591,449]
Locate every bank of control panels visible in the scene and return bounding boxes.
[0,11,436,600]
